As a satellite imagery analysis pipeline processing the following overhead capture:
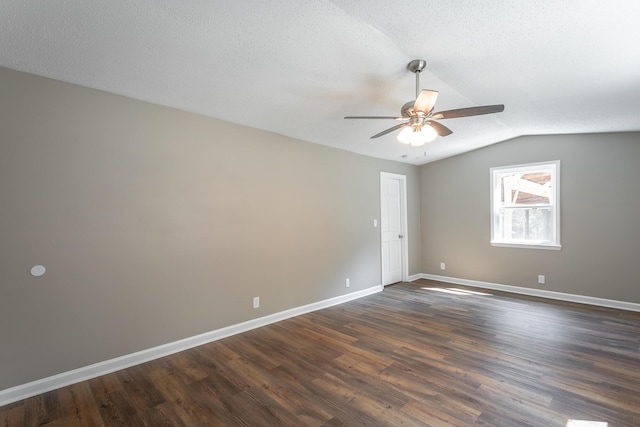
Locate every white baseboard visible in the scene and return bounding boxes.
[419,273,640,312]
[406,273,423,282]
[0,285,383,407]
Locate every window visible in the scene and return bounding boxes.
[490,161,560,249]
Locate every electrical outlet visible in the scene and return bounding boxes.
[440,262,445,270]
[253,296,260,308]
[538,275,545,284]
[345,278,350,288]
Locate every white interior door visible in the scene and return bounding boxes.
[381,172,407,285]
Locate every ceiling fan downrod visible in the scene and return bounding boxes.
[407,59,426,99]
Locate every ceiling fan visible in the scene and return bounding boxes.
[345,59,504,146]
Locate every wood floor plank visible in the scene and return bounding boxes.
[150,370,222,426]
[2,279,640,426]
[55,381,104,427]
[88,372,123,398]
[22,392,61,427]
[117,369,166,412]
[96,389,145,427]
[138,401,187,427]
[1,403,24,427]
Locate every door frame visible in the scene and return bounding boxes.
[380,172,409,285]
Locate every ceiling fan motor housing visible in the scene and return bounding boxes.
[401,100,419,117]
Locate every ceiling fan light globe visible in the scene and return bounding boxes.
[421,124,438,142]
[397,126,414,144]
[397,124,437,146]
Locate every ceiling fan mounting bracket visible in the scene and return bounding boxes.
[407,59,426,74]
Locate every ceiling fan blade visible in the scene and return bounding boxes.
[431,104,504,120]
[344,116,404,120]
[371,122,409,139]
[413,90,439,114]
[427,121,453,137]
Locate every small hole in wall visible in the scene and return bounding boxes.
[30,265,46,277]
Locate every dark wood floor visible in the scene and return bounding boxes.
[3,279,640,426]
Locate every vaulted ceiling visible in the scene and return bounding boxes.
[2,1,639,164]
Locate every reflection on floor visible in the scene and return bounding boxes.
[421,287,493,296]
[566,420,608,427]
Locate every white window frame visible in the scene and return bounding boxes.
[490,160,561,250]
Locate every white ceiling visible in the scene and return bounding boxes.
[1,1,639,165]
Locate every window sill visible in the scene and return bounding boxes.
[491,241,562,250]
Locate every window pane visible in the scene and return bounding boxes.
[500,172,551,206]
[499,207,552,241]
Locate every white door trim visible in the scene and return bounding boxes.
[380,172,408,285]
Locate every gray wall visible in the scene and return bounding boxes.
[420,132,640,304]
[0,67,421,390]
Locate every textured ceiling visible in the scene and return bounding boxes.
[1,0,639,164]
